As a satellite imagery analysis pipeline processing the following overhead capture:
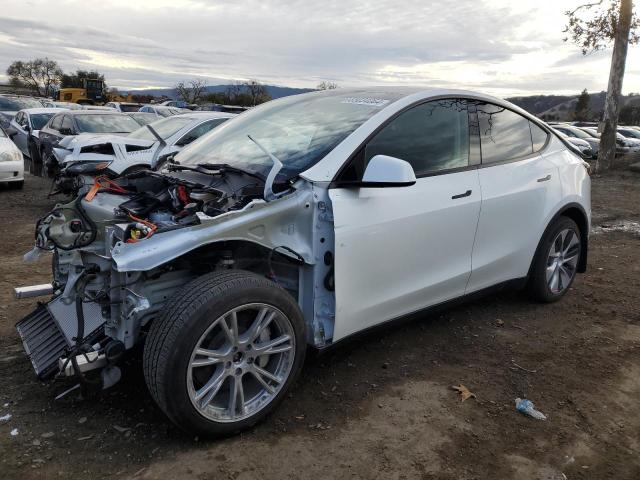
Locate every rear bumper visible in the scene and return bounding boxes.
[0,160,24,182]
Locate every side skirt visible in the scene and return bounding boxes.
[314,277,529,354]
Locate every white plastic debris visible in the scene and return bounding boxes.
[0,413,11,422]
[10,428,18,436]
[515,398,547,420]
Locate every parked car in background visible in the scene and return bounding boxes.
[126,112,158,126]
[81,105,115,111]
[0,95,45,131]
[52,111,234,194]
[552,125,599,158]
[15,88,591,436]
[38,110,141,175]
[159,100,188,108]
[139,105,189,117]
[617,127,640,141]
[197,103,249,114]
[0,126,24,189]
[552,129,594,159]
[8,108,63,164]
[578,127,639,155]
[104,102,144,113]
[43,101,83,110]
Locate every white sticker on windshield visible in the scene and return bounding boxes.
[341,97,390,107]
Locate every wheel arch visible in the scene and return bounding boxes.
[528,202,589,277]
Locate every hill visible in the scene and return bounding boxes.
[126,84,314,100]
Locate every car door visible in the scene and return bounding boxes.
[329,98,482,341]
[40,114,64,156]
[465,103,562,293]
[11,112,28,155]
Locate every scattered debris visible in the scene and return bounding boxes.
[451,384,476,402]
[10,428,18,436]
[77,435,93,441]
[78,417,87,424]
[496,319,504,327]
[515,398,547,420]
[294,415,305,420]
[32,439,41,446]
[0,413,11,422]
[510,360,538,373]
[112,425,132,434]
[591,220,640,236]
[41,432,54,438]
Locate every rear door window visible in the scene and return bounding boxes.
[477,103,533,164]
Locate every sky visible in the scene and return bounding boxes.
[0,0,638,97]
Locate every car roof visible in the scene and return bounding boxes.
[19,108,60,115]
[178,111,235,120]
[58,110,127,115]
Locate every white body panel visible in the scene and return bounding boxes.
[330,170,481,341]
[465,154,561,293]
[0,137,24,183]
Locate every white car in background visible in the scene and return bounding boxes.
[104,102,144,113]
[0,126,24,189]
[43,101,83,110]
[52,111,233,194]
[16,88,590,436]
[8,108,64,163]
[139,105,189,117]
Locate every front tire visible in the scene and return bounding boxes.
[528,216,581,302]
[143,270,306,437]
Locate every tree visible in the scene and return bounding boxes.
[565,1,639,170]
[574,88,591,121]
[619,103,640,124]
[317,81,338,90]
[175,78,207,104]
[60,69,105,88]
[6,57,63,97]
[243,79,270,106]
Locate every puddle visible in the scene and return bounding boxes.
[591,220,640,236]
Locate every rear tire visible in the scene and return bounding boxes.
[528,216,581,302]
[143,270,306,437]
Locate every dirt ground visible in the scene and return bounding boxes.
[0,171,639,480]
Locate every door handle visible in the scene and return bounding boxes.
[451,190,472,199]
[537,174,551,182]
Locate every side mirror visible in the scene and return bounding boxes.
[359,155,416,187]
[59,127,72,136]
[23,124,31,132]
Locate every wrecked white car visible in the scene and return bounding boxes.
[15,88,590,436]
[51,112,233,195]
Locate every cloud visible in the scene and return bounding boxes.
[0,0,638,96]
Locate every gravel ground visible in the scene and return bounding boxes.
[0,171,639,480]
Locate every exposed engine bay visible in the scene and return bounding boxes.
[16,164,336,392]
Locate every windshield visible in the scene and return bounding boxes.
[75,114,141,133]
[30,113,55,130]
[563,127,592,139]
[175,90,400,179]
[0,97,43,111]
[119,103,143,112]
[128,116,193,140]
[620,129,640,139]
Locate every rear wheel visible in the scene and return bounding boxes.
[143,270,306,437]
[528,217,581,302]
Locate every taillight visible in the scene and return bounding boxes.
[581,160,592,176]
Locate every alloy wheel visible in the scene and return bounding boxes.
[186,303,295,423]
[546,228,580,294]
